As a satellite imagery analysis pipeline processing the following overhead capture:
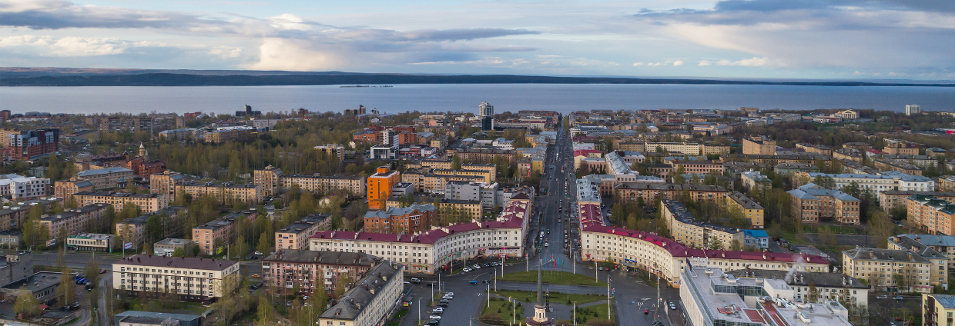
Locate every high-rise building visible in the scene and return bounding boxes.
[906,104,921,116]
[367,166,400,210]
[478,101,494,117]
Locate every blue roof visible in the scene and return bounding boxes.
[743,230,769,238]
[933,295,955,309]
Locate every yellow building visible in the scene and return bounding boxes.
[252,165,283,197]
[742,136,776,155]
[387,198,483,220]
[843,247,947,293]
[923,294,955,326]
[175,181,262,205]
[725,191,765,229]
[149,171,187,198]
[73,192,168,212]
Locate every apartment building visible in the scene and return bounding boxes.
[191,211,256,255]
[880,191,955,211]
[401,168,484,194]
[661,200,739,249]
[724,191,764,229]
[387,198,483,220]
[889,234,955,269]
[579,224,828,288]
[842,247,947,293]
[175,181,262,205]
[795,143,834,156]
[275,213,330,250]
[261,250,376,297]
[444,181,499,209]
[279,174,366,198]
[38,204,109,239]
[74,167,134,190]
[614,183,728,205]
[252,165,282,197]
[363,204,436,234]
[317,261,403,326]
[727,269,869,308]
[742,135,775,155]
[74,191,169,213]
[941,176,955,192]
[884,140,920,155]
[447,148,516,164]
[788,183,860,224]
[314,144,345,161]
[873,159,923,176]
[800,171,934,193]
[907,195,955,235]
[833,148,864,163]
[54,179,93,202]
[310,195,532,274]
[204,127,254,144]
[6,129,59,160]
[150,171,188,198]
[643,142,705,155]
[670,160,724,175]
[0,208,26,233]
[925,294,955,326]
[0,175,49,200]
[368,166,400,211]
[115,206,188,250]
[112,255,240,301]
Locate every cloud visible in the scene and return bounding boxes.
[632,62,644,66]
[246,38,345,71]
[698,60,712,66]
[716,57,770,66]
[0,35,127,56]
[672,60,683,66]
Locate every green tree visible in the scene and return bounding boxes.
[708,238,724,250]
[807,283,819,303]
[255,295,274,325]
[84,255,101,286]
[172,247,186,257]
[14,289,40,318]
[452,155,462,170]
[334,273,350,297]
[812,175,836,190]
[257,232,271,255]
[58,267,76,304]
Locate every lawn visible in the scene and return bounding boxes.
[498,271,607,287]
[480,297,525,326]
[492,289,606,305]
[565,303,613,325]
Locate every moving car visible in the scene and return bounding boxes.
[644,309,649,314]
[470,280,479,285]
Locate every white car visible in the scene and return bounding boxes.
[463,267,472,273]
[445,292,454,297]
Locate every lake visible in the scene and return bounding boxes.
[1,84,952,115]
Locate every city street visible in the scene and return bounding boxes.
[401,124,683,326]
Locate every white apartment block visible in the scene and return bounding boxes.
[0,174,49,199]
[112,255,240,301]
[801,171,934,192]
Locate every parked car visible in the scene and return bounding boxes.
[411,278,422,284]
[669,302,678,310]
[470,280,478,285]
[445,292,454,297]
[876,295,888,299]
[894,296,905,301]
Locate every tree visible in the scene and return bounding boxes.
[84,255,101,286]
[255,295,275,326]
[58,268,76,304]
[869,211,895,248]
[256,232,271,255]
[452,155,462,170]
[14,288,39,318]
[673,165,686,184]
[172,248,186,257]
[819,226,837,247]
[812,175,836,190]
[192,245,201,257]
[334,272,350,297]
[730,240,742,251]
[807,283,819,303]
[708,238,724,250]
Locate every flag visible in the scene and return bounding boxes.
[124,242,133,250]
[686,258,693,273]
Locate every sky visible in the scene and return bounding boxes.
[1,0,954,80]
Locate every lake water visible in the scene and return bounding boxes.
[1,84,953,115]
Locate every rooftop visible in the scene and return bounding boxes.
[114,254,238,271]
[76,167,133,177]
[1,272,61,291]
[320,261,402,321]
[264,249,377,266]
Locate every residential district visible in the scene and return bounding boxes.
[1,105,955,326]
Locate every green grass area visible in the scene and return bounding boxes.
[479,297,525,326]
[498,271,607,287]
[492,289,606,305]
[566,303,614,325]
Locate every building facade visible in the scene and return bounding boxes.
[261,250,376,297]
[112,255,240,301]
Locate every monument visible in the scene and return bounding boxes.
[525,260,555,326]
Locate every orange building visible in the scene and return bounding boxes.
[367,166,400,211]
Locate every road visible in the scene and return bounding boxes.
[399,124,684,326]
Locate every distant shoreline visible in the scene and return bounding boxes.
[1,72,953,87]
